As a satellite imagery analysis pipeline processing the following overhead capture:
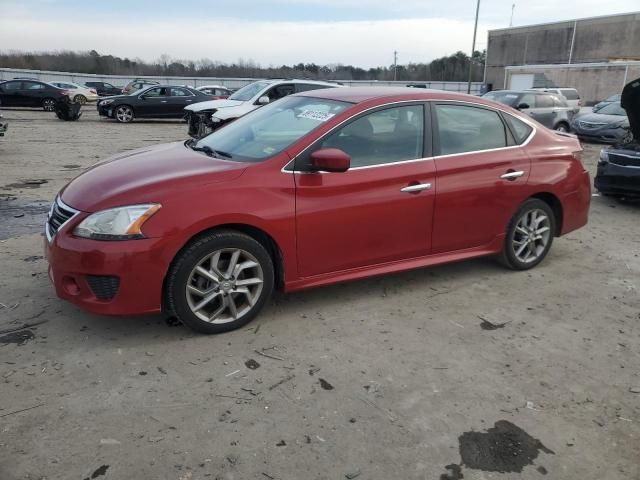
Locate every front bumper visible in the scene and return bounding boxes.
[45,221,178,316]
[97,103,114,118]
[595,162,640,196]
[572,125,628,144]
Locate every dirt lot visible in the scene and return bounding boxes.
[0,108,639,480]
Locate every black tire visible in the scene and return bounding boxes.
[42,98,56,111]
[166,230,274,334]
[500,198,556,270]
[74,94,87,105]
[114,105,134,123]
[554,122,570,133]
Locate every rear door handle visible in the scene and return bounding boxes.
[401,183,432,193]
[500,170,524,180]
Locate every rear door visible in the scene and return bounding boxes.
[0,81,22,106]
[168,87,197,116]
[431,102,531,253]
[294,103,436,277]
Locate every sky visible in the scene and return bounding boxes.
[0,0,638,68]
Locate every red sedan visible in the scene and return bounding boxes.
[45,87,591,333]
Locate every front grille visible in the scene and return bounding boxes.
[609,152,640,168]
[86,275,120,300]
[46,197,79,241]
[579,121,607,130]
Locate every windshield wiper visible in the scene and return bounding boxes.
[190,144,233,159]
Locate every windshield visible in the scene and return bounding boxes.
[229,81,272,101]
[483,91,520,107]
[597,103,626,116]
[193,96,351,162]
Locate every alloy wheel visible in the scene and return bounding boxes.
[511,209,552,264]
[555,124,568,132]
[185,248,264,324]
[42,98,56,111]
[115,106,133,123]
[75,95,87,105]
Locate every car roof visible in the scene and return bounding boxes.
[296,86,509,105]
[197,85,228,89]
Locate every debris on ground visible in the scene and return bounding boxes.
[319,378,334,390]
[245,359,260,370]
[268,374,295,391]
[478,315,510,330]
[345,470,361,479]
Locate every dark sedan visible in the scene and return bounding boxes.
[97,85,210,123]
[0,79,69,111]
[571,102,629,144]
[595,78,640,197]
[85,81,122,96]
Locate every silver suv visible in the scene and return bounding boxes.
[185,79,342,138]
[531,87,581,113]
[482,90,575,132]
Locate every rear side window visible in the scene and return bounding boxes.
[535,95,554,108]
[170,87,192,97]
[24,81,45,90]
[503,114,533,145]
[560,89,579,100]
[435,104,507,155]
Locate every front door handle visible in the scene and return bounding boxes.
[500,170,524,180]
[401,183,432,193]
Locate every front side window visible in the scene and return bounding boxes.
[317,105,424,168]
[266,84,295,101]
[143,87,168,97]
[228,81,272,101]
[1,81,21,91]
[296,83,332,93]
[435,104,507,155]
[194,96,350,162]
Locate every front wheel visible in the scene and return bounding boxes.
[114,105,134,123]
[500,199,555,270]
[166,230,274,334]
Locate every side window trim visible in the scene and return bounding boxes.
[290,101,429,172]
[430,101,513,157]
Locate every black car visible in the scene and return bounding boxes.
[0,102,7,137]
[85,81,122,96]
[0,80,69,111]
[97,85,210,123]
[595,77,640,198]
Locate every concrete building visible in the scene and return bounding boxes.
[485,12,640,103]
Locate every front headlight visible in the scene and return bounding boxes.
[599,150,609,165]
[73,204,161,240]
[100,99,115,106]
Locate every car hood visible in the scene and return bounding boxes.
[185,99,245,112]
[573,112,628,126]
[61,141,246,212]
[621,77,640,140]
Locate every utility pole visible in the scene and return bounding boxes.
[509,3,515,27]
[393,50,398,81]
[467,0,481,94]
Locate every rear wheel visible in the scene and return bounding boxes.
[500,199,555,270]
[166,230,274,334]
[74,94,87,105]
[114,105,134,123]
[554,122,569,133]
[42,98,56,111]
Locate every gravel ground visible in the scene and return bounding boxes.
[0,108,639,480]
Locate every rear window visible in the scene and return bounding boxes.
[503,114,533,144]
[560,89,579,100]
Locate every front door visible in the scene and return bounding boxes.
[294,104,436,277]
[430,102,531,253]
[137,87,170,117]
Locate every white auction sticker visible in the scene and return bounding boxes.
[297,110,336,122]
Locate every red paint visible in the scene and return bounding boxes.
[45,88,590,316]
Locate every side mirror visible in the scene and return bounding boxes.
[310,148,350,173]
[517,102,530,110]
[257,96,270,105]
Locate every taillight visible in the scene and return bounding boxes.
[90,89,97,94]
[211,96,221,100]
[60,90,69,96]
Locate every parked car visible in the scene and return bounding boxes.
[50,82,99,104]
[122,78,159,95]
[97,85,210,123]
[531,87,581,112]
[571,102,629,143]
[196,85,233,99]
[595,78,639,197]
[482,90,574,131]
[84,81,123,96]
[593,94,621,112]
[45,87,590,334]
[0,79,69,111]
[184,79,341,138]
[0,104,7,137]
